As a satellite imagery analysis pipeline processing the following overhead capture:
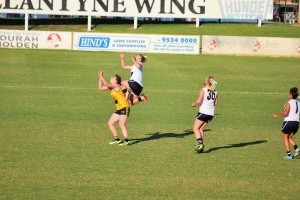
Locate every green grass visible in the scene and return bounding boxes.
[0,17,300,200]
[1,22,300,37]
[0,48,300,199]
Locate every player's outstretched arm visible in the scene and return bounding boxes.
[191,89,204,107]
[98,71,108,90]
[98,71,112,90]
[273,102,290,118]
[120,53,132,70]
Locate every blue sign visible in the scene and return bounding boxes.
[77,36,110,48]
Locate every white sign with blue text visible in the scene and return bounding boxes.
[73,32,200,54]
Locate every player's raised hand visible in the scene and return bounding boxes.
[98,70,104,78]
[120,53,125,59]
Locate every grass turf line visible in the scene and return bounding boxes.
[0,48,300,199]
[1,23,300,38]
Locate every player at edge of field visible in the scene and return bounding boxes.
[273,87,300,160]
[191,76,218,153]
[98,70,130,146]
[119,53,148,105]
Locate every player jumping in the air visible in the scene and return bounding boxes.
[120,53,148,105]
[98,70,130,146]
[273,87,300,160]
[192,76,218,153]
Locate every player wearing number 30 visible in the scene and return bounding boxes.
[192,76,218,154]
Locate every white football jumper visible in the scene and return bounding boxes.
[130,64,143,87]
[199,87,217,116]
[284,99,300,122]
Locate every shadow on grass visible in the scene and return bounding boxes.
[130,129,196,145]
[203,140,267,153]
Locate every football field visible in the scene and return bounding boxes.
[0,47,300,199]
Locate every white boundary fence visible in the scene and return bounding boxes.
[202,35,300,56]
[0,29,200,54]
[0,29,72,50]
[0,29,299,56]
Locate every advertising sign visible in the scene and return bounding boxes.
[0,0,273,19]
[202,35,300,56]
[0,30,72,50]
[73,32,200,54]
[218,0,273,19]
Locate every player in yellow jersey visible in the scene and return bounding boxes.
[98,70,130,145]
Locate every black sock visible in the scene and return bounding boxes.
[115,138,120,141]
[287,151,292,156]
[197,138,203,145]
[294,145,299,150]
[124,139,129,142]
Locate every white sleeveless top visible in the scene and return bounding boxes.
[130,64,143,87]
[284,99,300,122]
[199,88,218,116]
